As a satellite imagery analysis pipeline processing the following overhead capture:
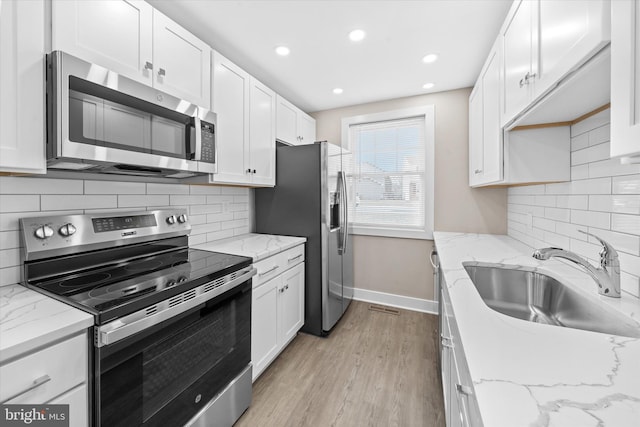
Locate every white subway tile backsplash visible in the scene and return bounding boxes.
[545,207,570,222]
[571,133,589,151]
[0,176,251,287]
[570,109,610,137]
[571,209,610,229]
[611,214,640,236]
[0,177,83,194]
[612,174,640,194]
[0,231,20,250]
[84,180,146,194]
[586,227,640,256]
[556,195,588,210]
[509,110,640,299]
[169,195,206,206]
[147,183,189,195]
[42,195,117,211]
[0,195,40,213]
[118,195,169,208]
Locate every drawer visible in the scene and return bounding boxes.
[281,244,305,269]
[252,244,305,288]
[0,332,87,404]
[253,253,285,288]
[49,384,88,427]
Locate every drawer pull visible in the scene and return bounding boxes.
[258,265,279,277]
[456,383,473,396]
[287,254,303,263]
[1,375,51,404]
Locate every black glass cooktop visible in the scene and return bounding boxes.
[28,249,252,324]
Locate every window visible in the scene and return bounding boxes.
[342,106,434,240]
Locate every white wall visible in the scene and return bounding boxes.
[0,176,251,287]
[507,109,640,298]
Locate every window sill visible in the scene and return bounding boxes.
[350,226,433,240]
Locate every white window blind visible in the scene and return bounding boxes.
[347,115,428,233]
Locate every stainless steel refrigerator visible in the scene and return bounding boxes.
[255,141,354,336]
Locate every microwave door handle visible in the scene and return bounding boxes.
[193,116,202,161]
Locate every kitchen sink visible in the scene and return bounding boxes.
[463,263,640,338]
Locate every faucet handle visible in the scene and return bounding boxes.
[578,230,619,263]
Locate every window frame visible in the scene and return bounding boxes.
[341,105,435,240]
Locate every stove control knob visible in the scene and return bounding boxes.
[166,280,176,287]
[59,223,77,237]
[178,276,187,283]
[177,214,188,224]
[34,225,54,240]
[166,215,176,225]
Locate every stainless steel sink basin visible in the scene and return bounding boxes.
[463,263,640,338]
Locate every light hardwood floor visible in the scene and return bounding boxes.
[235,301,445,427]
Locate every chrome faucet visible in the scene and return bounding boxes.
[532,230,621,298]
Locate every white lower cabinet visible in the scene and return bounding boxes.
[251,246,305,381]
[440,275,482,427]
[0,331,89,426]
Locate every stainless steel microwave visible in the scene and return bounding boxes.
[47,51,216,178]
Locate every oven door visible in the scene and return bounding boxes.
[94,280,251,427]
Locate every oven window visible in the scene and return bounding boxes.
[99,284,251,427]
[68,76,192,159]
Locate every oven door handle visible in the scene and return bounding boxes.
[96,267,256,347]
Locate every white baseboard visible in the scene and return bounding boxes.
[352,288,438,315]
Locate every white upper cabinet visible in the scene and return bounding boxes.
[52,0,210,108]
[197,51,275,187]
[611,0,640,159]
[469,41,503,187]
[249,78,276,186]
[276,95,316,145]
[152,10,211,107]
[501,0,610,127]
[0,0,47,174]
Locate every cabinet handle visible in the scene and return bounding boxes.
[456,384,474,396]
[158,68,166,77]
[441,337,454,348]
[0,375,51,404]
[144,61,153,70]
[279,287,285,293]
[430,250,439,269]
[246,168,252,173]
[474,169,482,174]
[258,265,279,277]
[285,284,289,290]
[288,254,303,263]
[519,77,527,88]
[253,169,257,174]
[519,72,537,88]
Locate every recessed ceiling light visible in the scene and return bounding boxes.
[422,53,439,64]
[423,83,435,90]
[333,88,344,94]
[275,46,290,56]
[349,29,366,42]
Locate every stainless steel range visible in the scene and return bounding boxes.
[20,209,255,427]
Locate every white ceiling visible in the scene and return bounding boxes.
[148,0,512,113]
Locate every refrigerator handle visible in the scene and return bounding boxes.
[341,171,348,254]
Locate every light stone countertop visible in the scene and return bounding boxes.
[194,233,306,261]
[433,232,640,427]
[0,284,93,363]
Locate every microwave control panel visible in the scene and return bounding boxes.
[200,121,215,163]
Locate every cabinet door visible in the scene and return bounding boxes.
[0,0,46,174]
[481,46,503,184]
[48,384,87,427]
[52,0,153,86]
[535,0,610,100]
[152,10,211,108]
[252,277,280,382]
[611,0,640,158]
[276,95,299,145]
[212,51,250,184]
[298,113,316,145]
[502,0,534,125]
[279,263,305,345]
[468,86,484,187]
[249,78,276,186]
